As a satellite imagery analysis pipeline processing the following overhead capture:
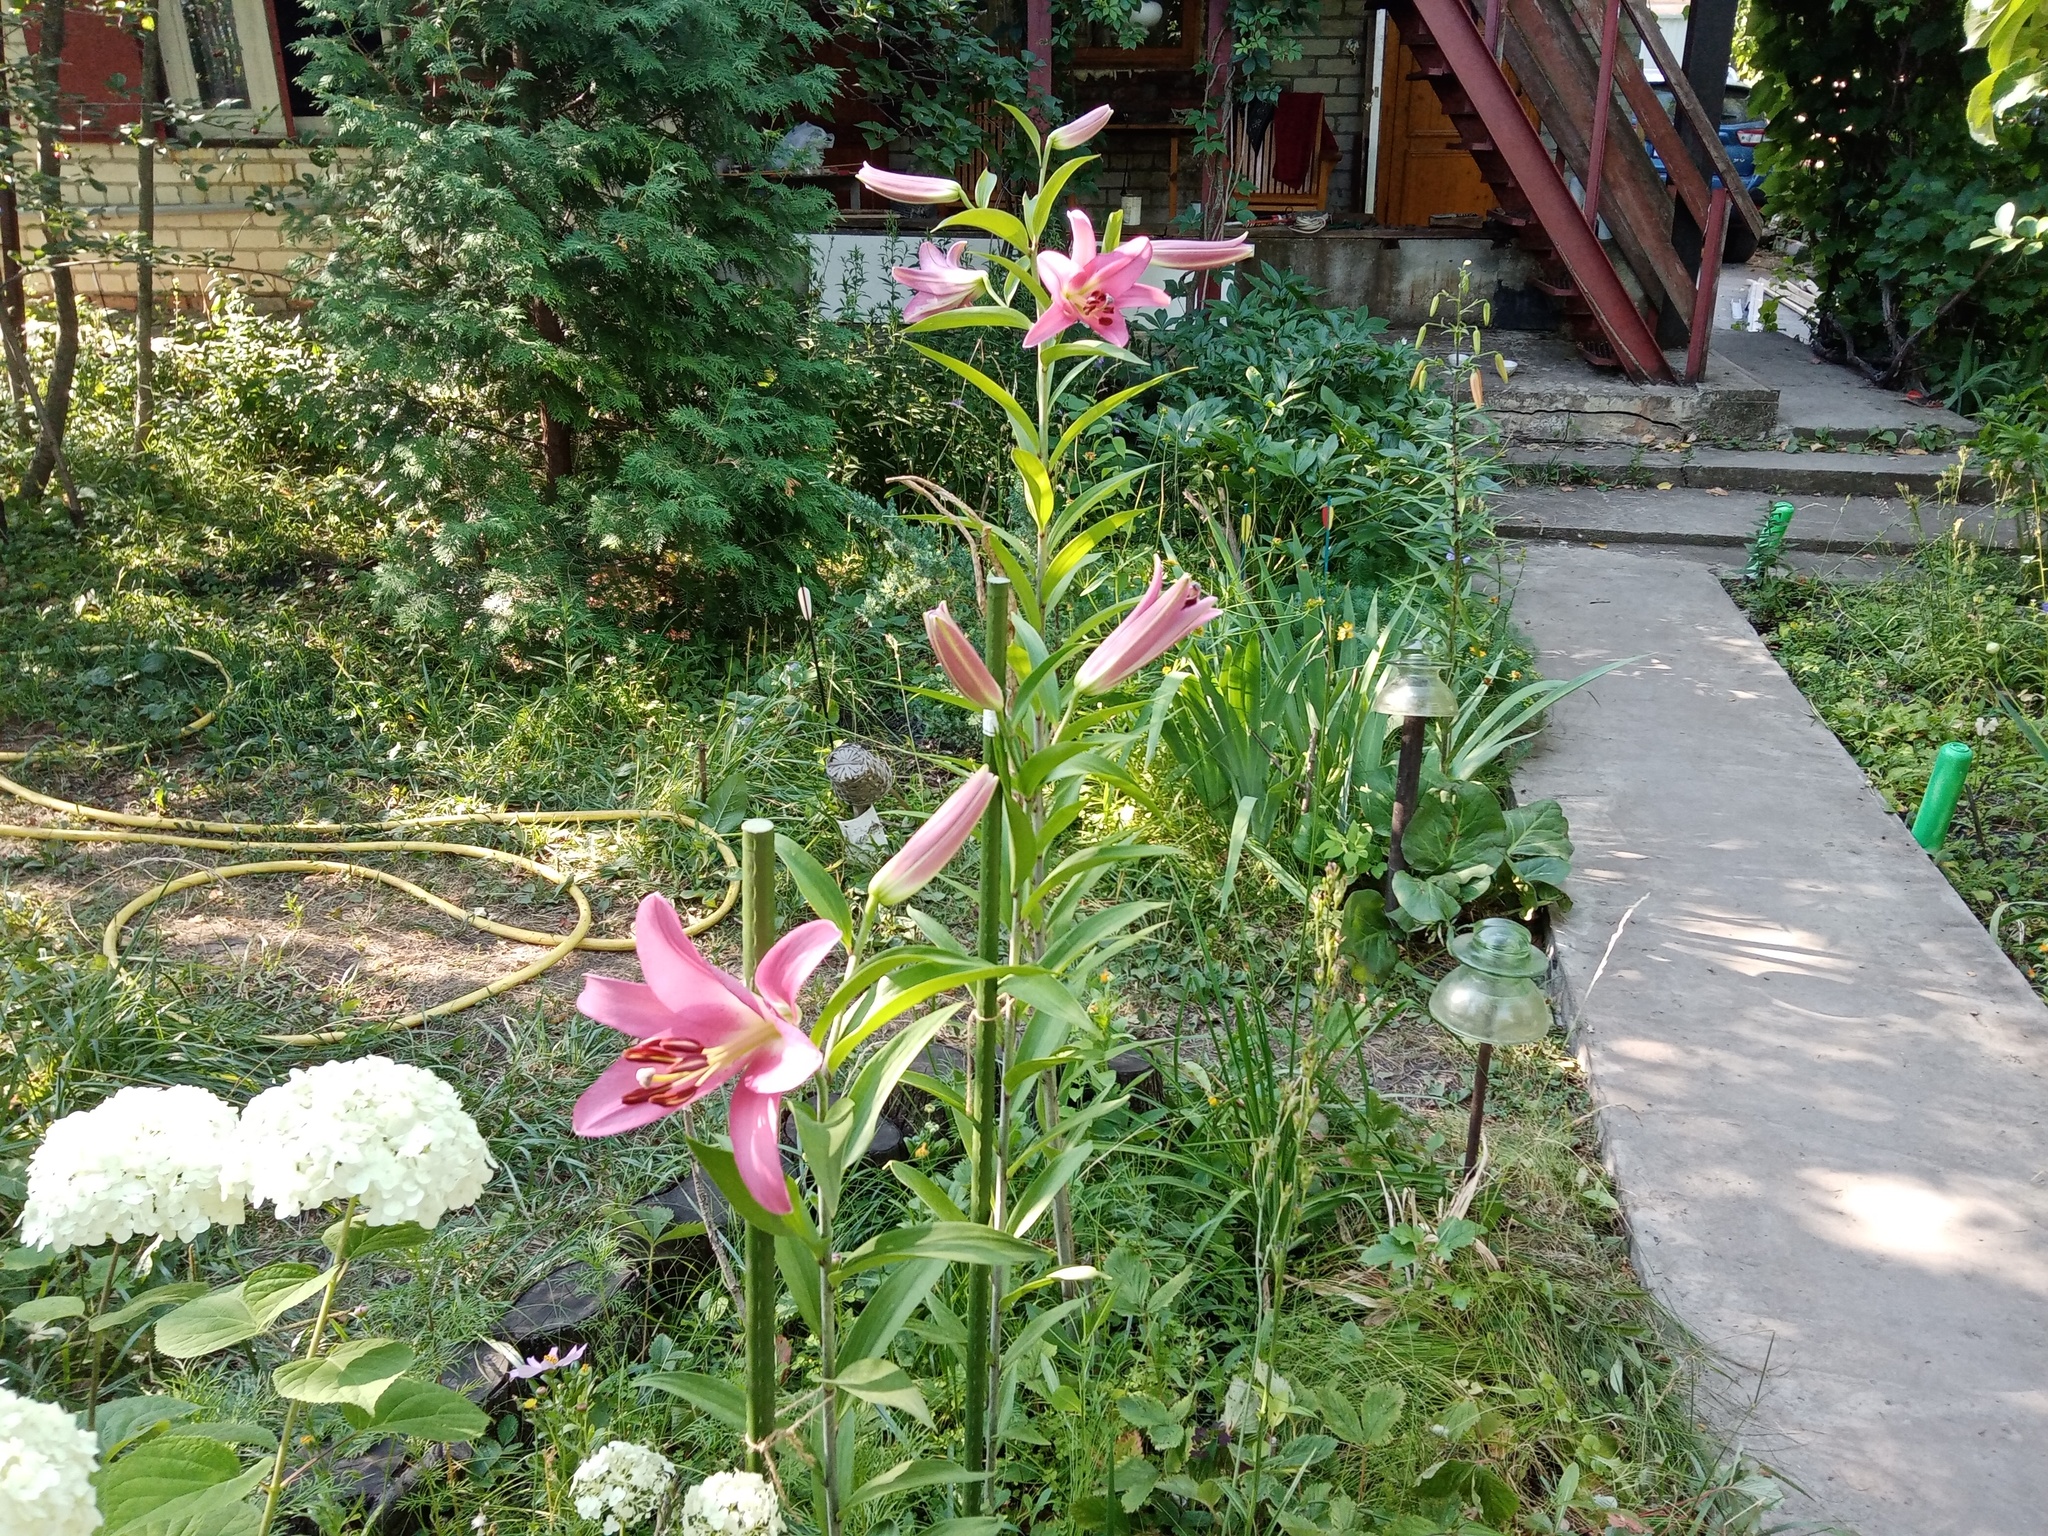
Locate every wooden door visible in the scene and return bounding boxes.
[1375,22,1496,226]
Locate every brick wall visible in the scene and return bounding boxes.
[21,144,334,308]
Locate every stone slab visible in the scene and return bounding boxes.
[1715,329,1979,441]
[1516,536,1903,584]
[1507,544,2048,1536]
[1503,445,1992,501]
[1495,487,2014,551]
[1483,330,1780,445]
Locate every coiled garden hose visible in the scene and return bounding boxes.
[0,647,737,1046]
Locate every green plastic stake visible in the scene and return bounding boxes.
[1911,742,1973,850]
[1744,500,1797,579]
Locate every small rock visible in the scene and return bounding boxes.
[635,1178,724,1295]
[886,1040,968,1123]
[865,1116,907,1164]
[440,1339,514,1406]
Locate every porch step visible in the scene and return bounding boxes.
[1503,445,1993,500]
[1493,485,2011,548]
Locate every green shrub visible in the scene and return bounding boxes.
[1749,0,2048,401]
[291,0,868,648]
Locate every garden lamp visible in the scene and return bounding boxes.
[1371,638,1458,897]
[1428,917,1552,1180]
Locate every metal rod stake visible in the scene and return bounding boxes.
[1463,1042,1494,1181]
[1385,714,1427,899]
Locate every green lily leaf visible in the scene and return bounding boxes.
[829,1358,935,1428]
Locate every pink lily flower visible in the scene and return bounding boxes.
[1151,233,1254,270]
[1073,557,1222,694]
[870,768,999,906]
[893,240,984,323]
[574,894,842,1214]
[924,601,1003,710]
[1024,210,1170,348]
[856,163,966,205]
[1048,104,1115,151]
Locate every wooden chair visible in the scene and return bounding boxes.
[1229,92,1341,212]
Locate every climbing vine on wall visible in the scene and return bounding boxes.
[834,0,1325,186]
[832,0,1040,175]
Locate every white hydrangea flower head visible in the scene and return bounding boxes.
[0,1383,102,1536]
[678,1469,784,1536]
[570,1440,676,1534]
[233,1056,494,1228]
[19,1084,247,1249]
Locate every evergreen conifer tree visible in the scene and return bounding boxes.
[295,0,858,639]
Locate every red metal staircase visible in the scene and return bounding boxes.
[1384,0,1762,385]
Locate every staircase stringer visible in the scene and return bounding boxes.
[1388,0,1674,382]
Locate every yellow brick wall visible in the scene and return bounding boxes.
[22,143,341,308]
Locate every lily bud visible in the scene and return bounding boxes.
[923,601,1003,711]
[1150,234,1255,271]
[855,163,967,205]
[1048,104,1114,151]
[797,585,813,622]
[1073,558,1221,695]
[869,768,998,906]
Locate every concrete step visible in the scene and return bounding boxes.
[1502,444,1993,501]
[1494,486,2013,551]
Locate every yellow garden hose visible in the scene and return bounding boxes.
[0,647,737,1046]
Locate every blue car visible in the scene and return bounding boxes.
[1646,82,1767,207]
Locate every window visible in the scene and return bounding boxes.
[158,0,289,137]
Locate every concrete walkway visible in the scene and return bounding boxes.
[1508,544,2048,1536]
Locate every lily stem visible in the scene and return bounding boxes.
[964,574,1010,1513]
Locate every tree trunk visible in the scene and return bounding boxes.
[1196,0,1235,282]
[25,0,80,516]
[133,3,159,449]
[0,107,30,427]
[528,298,574,496]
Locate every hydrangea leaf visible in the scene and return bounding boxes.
[355,1377,487,1442]
[272,1337,414,1408]
[92,1434,242,1530]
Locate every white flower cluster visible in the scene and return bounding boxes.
[19,1085,247,1249]
[570,1441,676,1534]
[679,1470,784,1536]
[0,1383,102,1536]
[15,1058,494,1254]
[234,1056,495,1227]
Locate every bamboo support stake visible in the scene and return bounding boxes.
[741,818,778,1475]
